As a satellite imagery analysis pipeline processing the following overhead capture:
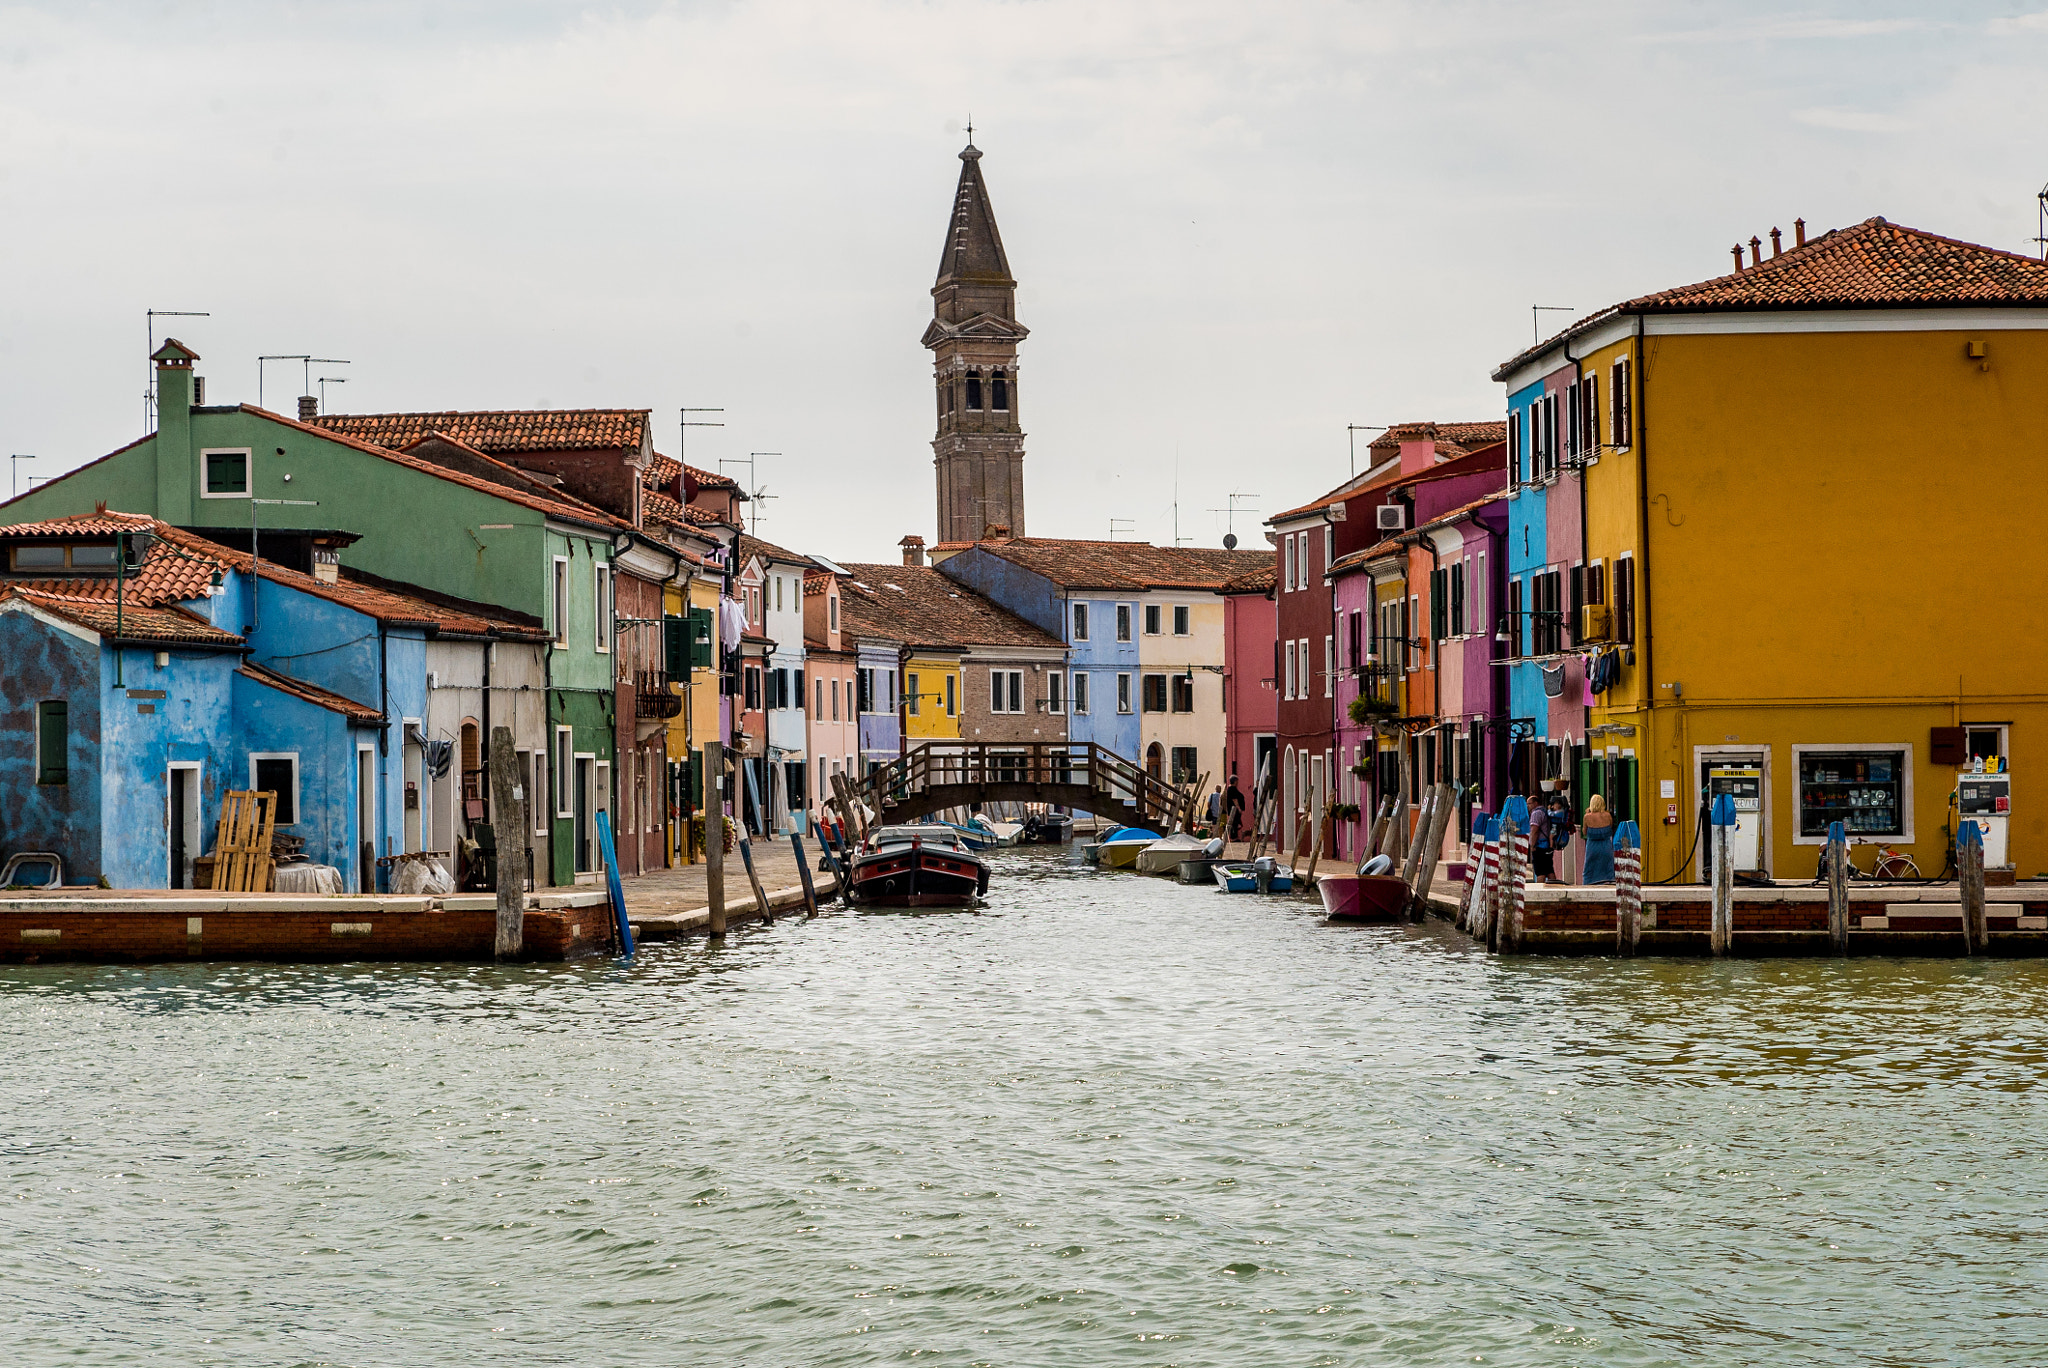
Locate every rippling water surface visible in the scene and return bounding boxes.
[7,847,2048,1366]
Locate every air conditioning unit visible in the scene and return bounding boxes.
[1579,604,1611,642]
[1375,505,1407,531]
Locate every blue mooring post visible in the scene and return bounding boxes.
[790,833,819,918]
[1709,793,1738,956]
[1957,817,1985,955]
[596,810,633,956]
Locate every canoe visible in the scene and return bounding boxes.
[1135,832,1212,875]
[1319,873,1412,922]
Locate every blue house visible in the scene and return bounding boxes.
[0,510,549,891]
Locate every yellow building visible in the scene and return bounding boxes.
[1494,216,2048,882]
[902,651,963,741]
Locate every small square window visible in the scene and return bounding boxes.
[203,449,249,497]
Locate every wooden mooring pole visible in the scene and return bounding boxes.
[486,726,527,961]
[704,740,727,939]
[1826,820,1850,955]
[791,832,820,918]
[1959,819,1986,955]
[1709,793,1735,957]
[1614,819,1642,956]
[1494,797,1527,954]
[1410,783,1455,920]
[1464,818,1495,938]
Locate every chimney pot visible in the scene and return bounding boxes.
[1732,244,1745,272]
[1795,217,1807,247]
[1769,227,1782,258]
[899,534,926,567]
[297,395,318,423]
[1749,236,1762,267]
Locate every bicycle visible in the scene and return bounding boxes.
[1870,844,1921,880]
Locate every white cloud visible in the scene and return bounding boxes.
[1792,106,1916,133]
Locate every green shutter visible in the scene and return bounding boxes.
[687,607,714,668]
[36,701,67,786]
[664,617,689,680]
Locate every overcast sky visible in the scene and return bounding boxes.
[3,1,2044,558]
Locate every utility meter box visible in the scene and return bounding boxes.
[1957,773,2011,868]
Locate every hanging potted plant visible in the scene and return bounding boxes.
[1350,695,1398,724]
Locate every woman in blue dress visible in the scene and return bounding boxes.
[1581,794,1616,884]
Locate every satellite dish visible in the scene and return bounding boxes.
[1222,532,1238,550]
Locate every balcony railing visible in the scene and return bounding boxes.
[635,669,683,719]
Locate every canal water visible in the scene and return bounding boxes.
[6,847,2048,1366]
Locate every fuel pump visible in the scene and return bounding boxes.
[1705,765,1764,874]
[1956,759,2011,870]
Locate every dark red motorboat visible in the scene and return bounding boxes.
[846,825,991,907]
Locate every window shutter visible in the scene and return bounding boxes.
[664,617,689,679]
[36,701,66,785]
[1430,569,1446,640]
[688,607,714,667]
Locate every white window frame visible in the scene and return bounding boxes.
[1474,550,1487,636]
[1789,743,1915,845]
[247,751,301,827]
[1407,599,1420,672]
[1116,672,1133,714]
[1322,525,1333,570]
[1116,604,1132,642]
[1323,635,1334,697]
[1072,671,1090,715]
[554,725,575,818]
[1144,603,1161,636]
[552,556,571,649]
[199,447,252,500]
[1072,601,1089,642]
[531,750,549,836]
[944,674,956,717]
[1298,532,1311,586]
[1283,536,1296,593]
[829,595,839,632]
[1173,604,1190,636]
[593,562,612,654]
[1047,670,1064,714]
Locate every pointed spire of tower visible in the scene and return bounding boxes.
[935,137,1013,287]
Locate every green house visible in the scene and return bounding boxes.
[1,341,627,885]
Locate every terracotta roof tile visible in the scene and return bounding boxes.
[2,588,241,646]
[735,534,813,570]
[1496,216,2048,376]
[317,409,649,454]
[838,563,1062,650]
[1218,563,1277,594]
[1271,421,1506,523]
[0,512,231,605]
[955,538,1270,593]
[238,663,382,723]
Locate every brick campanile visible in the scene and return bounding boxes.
[923,139,1029,543]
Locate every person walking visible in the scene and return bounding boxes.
[1528,798,1556,882]
[1224,773,1246,843]
[1581,794,1616,884]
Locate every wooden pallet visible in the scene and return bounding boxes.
[213,790,278,893]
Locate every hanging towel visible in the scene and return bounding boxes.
[1541,661,1567,698]
[719,595,748,646]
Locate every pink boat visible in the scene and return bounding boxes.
[1318,874,1413,923]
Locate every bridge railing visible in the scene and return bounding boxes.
[850,741,1190,830]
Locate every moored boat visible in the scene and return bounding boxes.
[846,825,990,907]
[1318,873,1412,922]
[1095,827,1161,870]
[1214,858,1293,894]
[1021,812,1073,844]
[1135,832,1214,875]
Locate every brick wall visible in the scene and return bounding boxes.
[0,905,611,964]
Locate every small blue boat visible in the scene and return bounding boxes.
[1214,859,1292,894]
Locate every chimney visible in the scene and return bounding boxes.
[899,534,926,567]
[312,548,340,584]
[1794,217,1807,247]
[1749,236,1762,268]
[298,395,318,423]
[1769,227,1782,258]
[1731,244,1745,273]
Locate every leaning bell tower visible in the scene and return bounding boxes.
[923,137,1029,543]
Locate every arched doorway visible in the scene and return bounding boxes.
[1145,742,1163,782]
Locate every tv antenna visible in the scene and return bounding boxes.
[2035,182,2048,259]
[1346,424,1387,477]
[722,453,780,535]
[316,376,348,413]
[257,355,350,412]
[10,455,33,499]
[1532,305,1575,343]
[1206,491,1259,547]
[680,407,724,470]
[1108,518,1136,541]
[145,309,210,431]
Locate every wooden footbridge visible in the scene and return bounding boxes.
[844,742,1197,832]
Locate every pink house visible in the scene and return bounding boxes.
[1218,563,1277,841]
